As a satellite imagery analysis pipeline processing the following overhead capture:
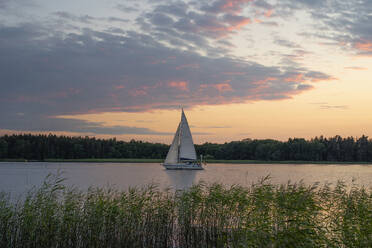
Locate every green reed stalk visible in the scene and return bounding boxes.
[0,174,371,247]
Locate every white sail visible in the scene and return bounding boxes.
[164,122,180,164]
[163,109,203,170]
[179,109,197,160]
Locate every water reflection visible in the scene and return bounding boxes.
[1,162,371,198]
[165,170,198,189]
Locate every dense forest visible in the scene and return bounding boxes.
[1,134,372,162]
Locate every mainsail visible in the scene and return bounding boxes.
[164,109,197,164]
[179,110,197,160]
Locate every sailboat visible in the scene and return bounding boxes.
[163,109,204,170]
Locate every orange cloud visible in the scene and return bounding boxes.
[344,66,367,70]
[227,18,251,31]
[201,17,251,34]
[254,18,262,23]
[168,81,189,91]
[264,9,273,17]
[354,41,372,52]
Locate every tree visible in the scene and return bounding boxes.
[0,139,8,158]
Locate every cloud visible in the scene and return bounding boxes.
[168,81,189,91]
[252,0,272,10]
[344,66,367,70]
[0,23,333,109]
[54,11,95,24]
[201,0,254,14]
[258,21,278,26]
[354,41,372,52]
[117,4,139,13]
[0,21,333,133]
[275,39,301,48]
[133,0,255,54]
[203,126,232,129]
[273,0,372,56]
[310,102,348,110]
[0,0,9,8]
[320,105,348,110]
[0,114,171,135]
[1,0,344,134]
[0,0,35,10]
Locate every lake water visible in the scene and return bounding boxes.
[0,162,371,196]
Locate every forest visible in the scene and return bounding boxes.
[0,134,372,162]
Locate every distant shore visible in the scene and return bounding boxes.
[1,158,372,164]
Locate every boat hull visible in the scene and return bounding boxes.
[163,163,204,170]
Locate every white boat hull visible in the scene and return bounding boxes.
[163,163,204,170]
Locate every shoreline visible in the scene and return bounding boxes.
[1,158,372,164]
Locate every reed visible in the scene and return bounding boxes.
[0,174,371,247]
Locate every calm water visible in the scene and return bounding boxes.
[0,162,371,196]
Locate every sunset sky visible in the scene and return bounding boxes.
[0,0,371,144]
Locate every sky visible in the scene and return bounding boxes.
[0,0,371,144]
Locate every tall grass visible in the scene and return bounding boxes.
[0,175,371,247]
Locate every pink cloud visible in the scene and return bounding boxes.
[214,83,233,92]
[168,81,189,91]
[220,0,254,14]
[309,76,337,83]
[247,83,314,101]
[284,73,304,82]
[129,83,163,97]
[129,89,147,97]
[253,77,277,85]
[114,85,125,89]
[200,82,234,93]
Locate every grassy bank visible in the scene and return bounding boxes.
[0,175,371,247]
[45,158,164,163]
[207,159,372,164]
[2,158,372,164]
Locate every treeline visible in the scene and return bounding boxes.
[0,134,168,160]
[197,136,372,161]
[1,134,372,162]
